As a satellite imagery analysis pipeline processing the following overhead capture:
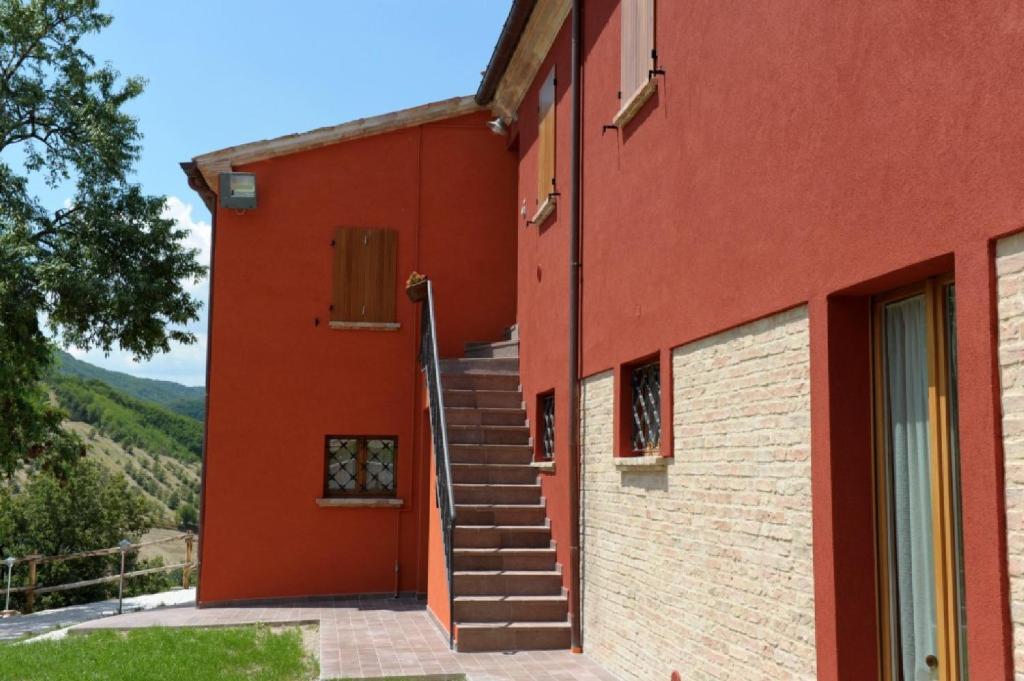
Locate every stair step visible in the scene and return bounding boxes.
[451,463,538,485]
[454,525,551,549]
[452,483,541,505]
[440,357,519,374]
[443,389,523,409]
[445,407,526,426]
[464,339,520,359]
[456,504,547,526]
[454,594,568,623]
[442,373,521,391]
[450,444,533,465]
[448,425,530,446]
[453,547,557,571]
[455,621,571,652]
[453,570,563,596]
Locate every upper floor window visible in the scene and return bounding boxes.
[331,227,397,326]
[631,361,661,453]
[615,0,656,128]
[537,66,556,207]
[324,436,397,497]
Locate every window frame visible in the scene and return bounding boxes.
[614,350,672,459]
[613,0,657,129]
[872,275,967,681]
[537,390,556,461]
[533,66,557,225]
[330,227,398,326]
[322,435,398,499]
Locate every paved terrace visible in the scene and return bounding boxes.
[66,597,619,681]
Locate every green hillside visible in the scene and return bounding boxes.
[54,351,205,421]
[48,374,203,463]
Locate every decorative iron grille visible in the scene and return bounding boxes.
[631,361,661,453]
[541,393,556,459]
[324,436,396,496]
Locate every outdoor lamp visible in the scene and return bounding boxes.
[3,556,15,614]
[117,539,131,615]
[487,117,508,136]
[218,172,257,210]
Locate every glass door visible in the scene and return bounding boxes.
[874,278,968,681]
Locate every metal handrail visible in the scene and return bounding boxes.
[417,280,456,650]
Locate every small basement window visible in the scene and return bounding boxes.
[630,361,661,453]
[324,436,397,497]
[539,392,555,460]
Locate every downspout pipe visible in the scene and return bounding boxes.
[567,0,583,655]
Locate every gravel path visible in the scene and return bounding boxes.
[0,588,195,642]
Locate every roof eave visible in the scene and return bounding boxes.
[185,95,482,198]
[475,0,538,106]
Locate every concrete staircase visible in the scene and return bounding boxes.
[439,334,570,653]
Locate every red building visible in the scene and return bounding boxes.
[185,2,1024,679]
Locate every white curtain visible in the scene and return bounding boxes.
[885,296,938,681]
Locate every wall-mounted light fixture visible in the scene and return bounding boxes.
[487,117,508,136]
[219,172,257,210]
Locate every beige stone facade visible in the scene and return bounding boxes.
[579,306,816,680]
[996,232,1024,679]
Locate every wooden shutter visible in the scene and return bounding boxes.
[537,67,556,204]
[620,0,655,101]
[331,227,397,324]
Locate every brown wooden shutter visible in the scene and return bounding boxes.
[620,0,655,101]
[537,67,556,204]
[331,227,397,324]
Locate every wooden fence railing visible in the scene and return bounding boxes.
[4,532,197,613]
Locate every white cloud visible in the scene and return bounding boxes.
[63,196,211,387]
[162,195,212,295]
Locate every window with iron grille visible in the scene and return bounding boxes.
[631,362,661,453]
[324,436,397,497]
[540,393,555,459]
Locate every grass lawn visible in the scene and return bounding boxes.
[0,626,317,681]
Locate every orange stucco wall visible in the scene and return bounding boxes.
[510,3,1024,677]
[198,110,516,605]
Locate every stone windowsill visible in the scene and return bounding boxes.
[612,78,658,130]
[328,321,400,331]
[530,460,555,473]
[316,497,404,508]
[529,195,557,226]
[613,455,671,469]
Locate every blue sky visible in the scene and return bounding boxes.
[61,0,511,386]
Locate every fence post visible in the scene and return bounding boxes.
[183,532,194,589]
[25,557,38,614]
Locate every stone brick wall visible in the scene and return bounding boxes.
[580,306,816,680]
[996,232,1024,679]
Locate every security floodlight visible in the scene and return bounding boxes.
[219,172,257,210]
[487,117,508,136]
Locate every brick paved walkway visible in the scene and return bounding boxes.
[68,598,620,680]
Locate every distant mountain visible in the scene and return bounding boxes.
[48,374,203,463]
[54,351,205,421]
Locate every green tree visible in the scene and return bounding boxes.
[0,460,155,608]
[0,0,206,475]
